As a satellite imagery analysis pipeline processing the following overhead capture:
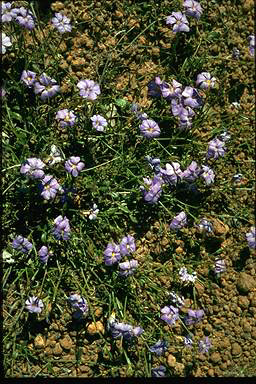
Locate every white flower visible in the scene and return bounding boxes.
[2,250,15,264]
[1,32,12,54]
[46,145,63,166]
[89,204,99,220]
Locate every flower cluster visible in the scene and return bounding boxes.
[170,211,187,230]
[53,215,71,240]
[166,1,203,34]
[108,313,144,340]
[140,176,163,204]
[160,305,180,326]
[68,293,88,319]
[149,340,169,356]
[21,70,60,100]
[1,4,36,29]
[20,158,46,179]
[12,236,33,253]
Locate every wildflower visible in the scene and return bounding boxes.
[161,305,180,326]
[88,203,99,220]
[184,335,193,348]
[246,227,256,249]
[1,2,13,22]
[38,246,52,264]
[160,162,182,185]
[207,138,226,159]
[104,243,121,265]
[179,117,193,130]
[149,340,169,356]
[232,47,240,60]
[183,0,203,20]
[34,73,60,100]
[160,79,182,100]
[170,211,187,230]
[15,7,36,30]
[77,79,101,101]
[56,109,76,127]
[119,259,138,277]
[197,218,213,233]
[108,315,144,340]
[152,366,166,378]
[51,12,72,33]
[219,131,231,142]
[182,86,202,109]
[120,235,136,256]
[200,165,215,185]
[196,72,216,90]
[20,70,37,87]
[169,292,185,308]
[140,176,163,204]
[65,156,85,177]
[198,337,211,353]
[12,235,32,253]
[40,175,62,200]
[232,173,243,183]
[0,87,7,98]
[20,157,46,179]
[179,267,197,284]
[90,114,108,132]
[53,215,71,240]
[148,76,163,97]
[214,258,226,274]
[2,250,15,264]
[46,145,63,166]
[166,11,190,33]
[145,156,161,174]
[248,35,255,56]
[184,309,204,325]
[25,296,44,314]
[1,32,12,54]
[140,119,160,139]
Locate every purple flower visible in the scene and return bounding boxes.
[149,340,169,356]
[34,73,60,100]
[12,235,33,253]
[0,87,7,98]
[181,161,201,182]
[51,12,72,33]
[196,72,216,90]
[104,243,121,265]
[56,109,76,127]
[179,117,193,131]
[179,267,197,284]
[53,215,71,240]
[207,138,226,159]
[183,0,203,20]
[214,258,226,274]
[68,294,88,319]
[161,305,179,326]
[68,293,82,307]
[152,365,166,378]
[140,176,163,204]
[20,70,37,87]
[160,162,182,185]
[145,156,161,174]
[65,156,85,177]
[90,114,108,132]
[182,86,202,109]
[248,35,255,56]
[119,259,138,277]
[108,315,144,340]
[184,309,204,325]
[40,175,62,200]
[77,79,101,101]
[197,218,213,233]
[166,12,190,33]
[198,337,211,353]
[200,165,215,185]
[120,235,136,256]
[15,7,36,30]
[20,157,45,179]
[38,246,52,264]
[170,211,187,230]
[148,76,163,97]
[184,335,193,348]
[1,32,12,54]
[160,79,182,100]
[246,227,256,249]
[1,2,13,22]
[25,296,44,314]
[169,292,185,308]
[140,119,160,139]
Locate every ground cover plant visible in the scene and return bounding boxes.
[2,0,256,378]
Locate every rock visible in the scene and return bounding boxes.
[195,282,204,295]
[175,362,185,375]
[211,218,229,236]
[237,272,256,294]
[87,321,104,335]
[34,335,45,349]
[231,342,242,356]
[53,342,63,356]
[60,336,73,351]
[167,354,176,367]
[94,308,103,318]
[79,365,90,373]
[208,368,214,376]
[210,352,221,364]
